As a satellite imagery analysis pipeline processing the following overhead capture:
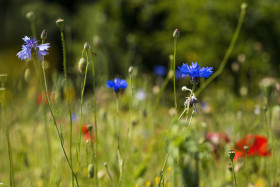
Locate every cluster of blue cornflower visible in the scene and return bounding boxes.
[17,36,50,61]
[178,62,213,79]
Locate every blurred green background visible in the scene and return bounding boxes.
[0,0,280,95]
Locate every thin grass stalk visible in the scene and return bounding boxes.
[116,94,123,187]
[158,152,169,187]
[195,4,247,96]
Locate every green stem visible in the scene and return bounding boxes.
[89,48,98,186]
[105,163,113,186]
[158,152,169,187]
[231,160,237,187]
[122,73,133,182]
[195,6,246,96]
[42,39,52,169]
[6,128,15,187]
[31,21,37,40]
[34,55,79,186]
[77,50,89,171]
[60,30,75,186]
[116,94,123,187]
[173,37,178,115]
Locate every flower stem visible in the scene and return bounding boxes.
[231,160,237,187]
[173,37,178,115]
[6,128,15,187]
[60,30,75,186]
[33,53,79,186]
[89,48,98,186]
[116,93,123,187]
[76,49,89,172]
[42,39,52,175]
[195,5,246,96]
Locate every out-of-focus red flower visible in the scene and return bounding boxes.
[37,91,55,105]
[81,125,95,143]
[233,135,271,161]
[206,132,230,159]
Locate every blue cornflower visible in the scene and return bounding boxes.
[153,65,167,76]
[107,78,128,93]
[178,62,213,78]
[17,36,50,61]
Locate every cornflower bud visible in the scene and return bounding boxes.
[41,30,47,40]
[128,66,134,74]
[173,29,180,38]
[84,42,90,50]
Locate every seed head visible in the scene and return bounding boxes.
[56,18,64,31]
[244,145,249,154]
[228,150,235,161]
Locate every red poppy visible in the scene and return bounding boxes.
[233,135,271,161]
[206,132,230,159]
[37,91,55,105]
[81,125,95,142]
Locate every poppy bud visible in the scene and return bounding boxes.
[228,150,235,161]
[41,30,47,40]
[87,164,94,178]
[56,18,64,31]
[26,12,35,22]
[78,58,87,74]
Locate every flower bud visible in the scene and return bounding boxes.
[128,66,134,74]
[244,145,249,154]
[173,29,180,38]
[78,58,87,74]
[56,18,64,31]
[169,54,174,62]
[41,30,47,40]
[228,150,235,161]
[26,12,35,22]
[84,42,90,50]
[241,3,247,10]
[24,69,32,82]
[87,164,94,178]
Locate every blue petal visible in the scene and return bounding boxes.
[107,80,114,88]
[119,79,128,89]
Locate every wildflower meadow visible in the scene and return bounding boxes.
[1,0,280,187]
